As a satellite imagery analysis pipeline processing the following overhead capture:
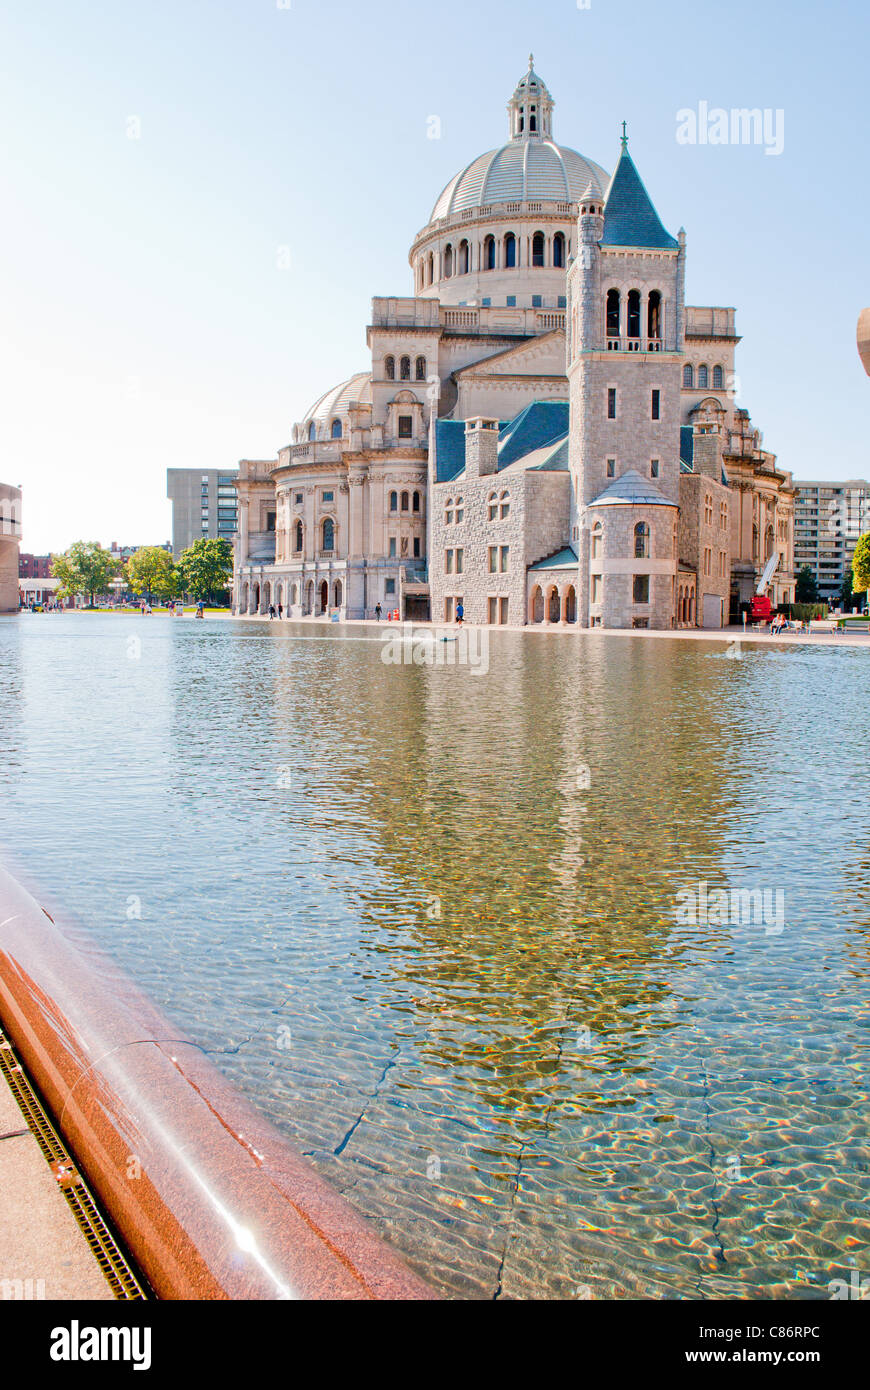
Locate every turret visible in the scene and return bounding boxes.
[507,54,554,140]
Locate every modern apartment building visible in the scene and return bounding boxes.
[167,469,238,559]
[793,479,870,604]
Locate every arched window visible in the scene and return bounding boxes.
[591,521,603,559]
[553,232,565,268]
[455,494,464,522]
[400,355,411,381]
[648,290,661,339]
[484,234,496,270]
[504,232,516,268]
[444,497,454,525]
[487,491,498,521]
[412,491,421,513]
[385,355,395,380]
[634,521,650,558]
[499,489,510,519]
[458,239,470,275]
[308,420,316,441]
[627,289,641,339]
[444,244,453,277]
[529,106,537,133]
[712,365,724,389]
[427,252,434,285]
[389,490,398,512]
[606,289,620,338]
[401,491,409,511]
[532,232,545,267]
[683,364,694,388]
[698,364,708,389]
[322,517,335,552]
[331,418,342,439]
[294,519,303,552]
[415,355,426,381]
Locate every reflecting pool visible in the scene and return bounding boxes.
[0,615,867,1298]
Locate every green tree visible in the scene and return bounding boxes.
[852,533,870,597]
[840,564,854,610]
[51,541,118,608]
[178,538,233,604]
[126,546,180,604]
[795,564,819,603]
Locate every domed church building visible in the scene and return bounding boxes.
[233,59,795,627]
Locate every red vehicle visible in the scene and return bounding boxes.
[750,595,773,623]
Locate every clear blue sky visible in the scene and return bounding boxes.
[2,0,868,553]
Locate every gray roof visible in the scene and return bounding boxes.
[601,146,678,251]
[589,469,678,507]
[430,142,609,220]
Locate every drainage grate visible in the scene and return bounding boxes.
[0,1028,149,1300]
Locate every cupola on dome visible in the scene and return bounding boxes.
[428,57,608,222]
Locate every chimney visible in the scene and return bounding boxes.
[692,425,722,481]
[464,418,499,479]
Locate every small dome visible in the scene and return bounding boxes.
[513,54,550,95]
[299,372,371,435]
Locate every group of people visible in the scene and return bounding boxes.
[371,602,464,624]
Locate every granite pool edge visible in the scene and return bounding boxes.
[0,864,436,1301]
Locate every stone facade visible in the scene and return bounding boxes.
[0,483,22,614]
[231,62,795,630]
[429,419,571,626]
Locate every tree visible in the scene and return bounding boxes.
[51,542,118,608]
[852,533,870,598]
[178,538,233,604]
[126,546,180,605]
[840,564,854,610]
[795,564,819,603]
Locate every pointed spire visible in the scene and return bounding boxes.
[601,137,678,250]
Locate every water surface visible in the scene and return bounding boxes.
[0,614,867,1298]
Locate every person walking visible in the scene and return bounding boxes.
[278,603,283,619]
[455,601,464,625]
[375,602,382,621]
[269,604,276,620]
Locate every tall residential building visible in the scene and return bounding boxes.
[167,469,238,559]
[0,483,22,612]
[793,480,870,604]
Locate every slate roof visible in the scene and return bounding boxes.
[601,148,678,251]
[589,469,678,507]
[680,425,694,471]
[497,400,569,465]
[528,546,578,571]
[434,401,570,483]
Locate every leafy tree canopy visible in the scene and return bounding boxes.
[178,538,233,603]
[852,533,870,596]
[125,546,179,603]
[51,542,118,607]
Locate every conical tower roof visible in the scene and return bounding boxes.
[601,130,678,250]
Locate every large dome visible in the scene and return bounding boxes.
[431,141,609,223]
